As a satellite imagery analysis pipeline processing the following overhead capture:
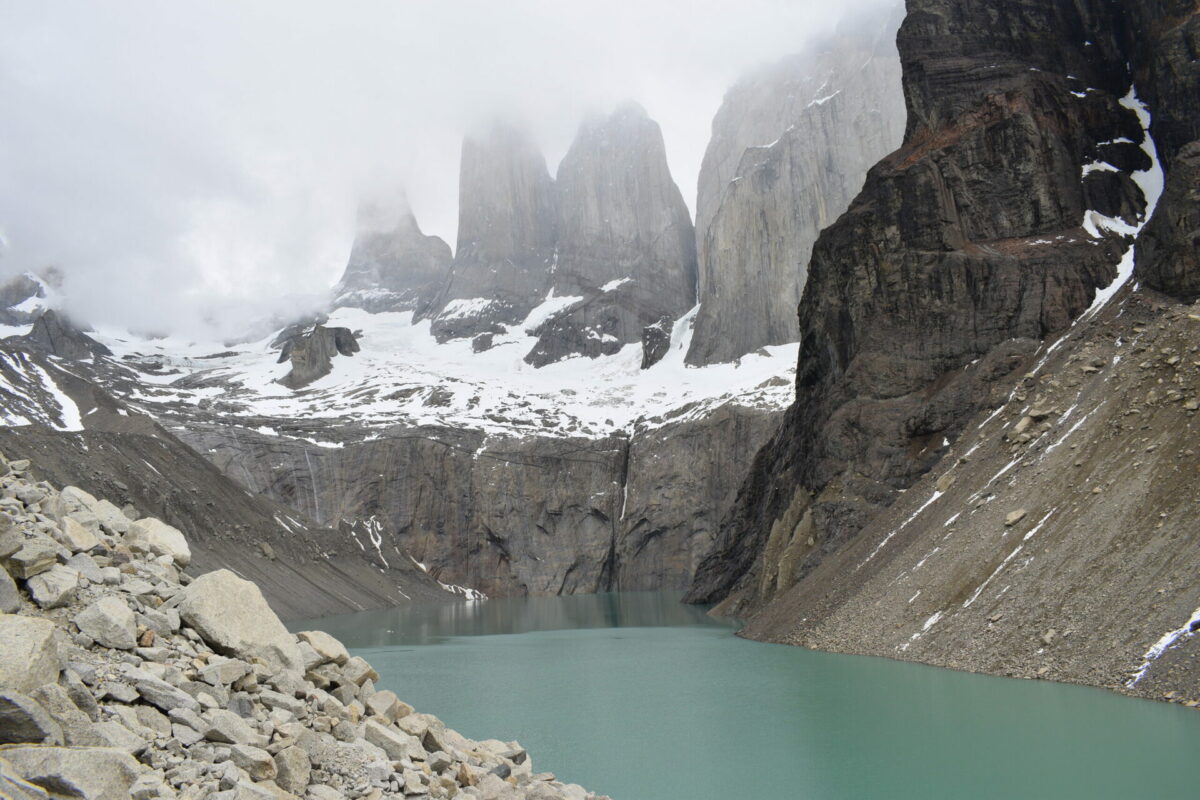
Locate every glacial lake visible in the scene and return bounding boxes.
[297,592,1200,799]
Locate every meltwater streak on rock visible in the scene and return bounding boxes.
[0,460,609,799]
[176,401,783,599]
[688,0,1145,610]
[687,5,907,366]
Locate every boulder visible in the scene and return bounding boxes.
[0,615,60,691]
[125,519,190,567]
[229,744,276,781]
[0,693,63,745]
[74,596,136,650]
[364,690,409,724]
[295,630,350,666]
[177,570,303,674]
[272,745,311,794]
[202,709,260,745]
[0,756,50,800]
[4,539,60,579]
[0,567,20,613]
[59,487,99,514]
[0,745,142,800]
[54,518,99,554]
[27,685,92,746]
[26,565,78,609]
[133,677,199,714]
[363,720,422,761]
[91,501,129,536]
[341,656,379,686]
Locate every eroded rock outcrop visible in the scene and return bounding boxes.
[687,6,906,365]
[276,325,360,390]
[21,310,111,361]
[689,0,1149,613]
[333,198,453,316]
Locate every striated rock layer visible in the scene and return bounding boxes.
[689,0,1150,610]
[687,5,906,365]
[688,0,1200,700]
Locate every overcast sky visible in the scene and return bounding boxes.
[0,0,877,338]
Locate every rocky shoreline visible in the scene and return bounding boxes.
[0,453,609,800]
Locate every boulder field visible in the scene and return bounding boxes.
[0,452,607,800]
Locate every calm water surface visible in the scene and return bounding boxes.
[295,592,1200,799]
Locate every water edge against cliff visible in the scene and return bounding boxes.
[296,592,1200,800]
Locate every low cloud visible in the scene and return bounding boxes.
[0,0,887,338]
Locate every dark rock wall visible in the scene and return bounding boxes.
[688,0,1151,613]
[177,404,783,598]
[0,354,448,619]
[1128,1,1200,301]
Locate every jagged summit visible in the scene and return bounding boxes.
[428,122,558,342]
[686,5,907,366]
[332,195,452,317]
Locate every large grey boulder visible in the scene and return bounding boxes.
[74,596,136,650]
[0,615,60,692]
[177,569,303,673]
[125,518,190,567]
[26,565,78,609]
[296,630,349,666]
[272,745,311,794]
[4,539,60,580]
[53,519,98,554]
[0,567,20,613]
[0,693,63,745]
[91,501,130,536]
[0,756,49,800]
[0,745,141,800]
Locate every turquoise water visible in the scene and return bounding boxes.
[297,592,1200,799]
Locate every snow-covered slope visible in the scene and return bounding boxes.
[86,302,796,441]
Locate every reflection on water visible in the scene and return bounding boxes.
[294,591,731,648]
[296,592,1200,800]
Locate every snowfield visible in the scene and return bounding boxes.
[88,301,798,439]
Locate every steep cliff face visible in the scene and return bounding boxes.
[687,7,906,365]
[0,348,451,619]
[174,402,783,598]
[524,103,697,366]
[738,289,1200,702]
[1128,0,1200,301]
[429,124,558,341]
[332,198,453,315]
[689,0,1149,612]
